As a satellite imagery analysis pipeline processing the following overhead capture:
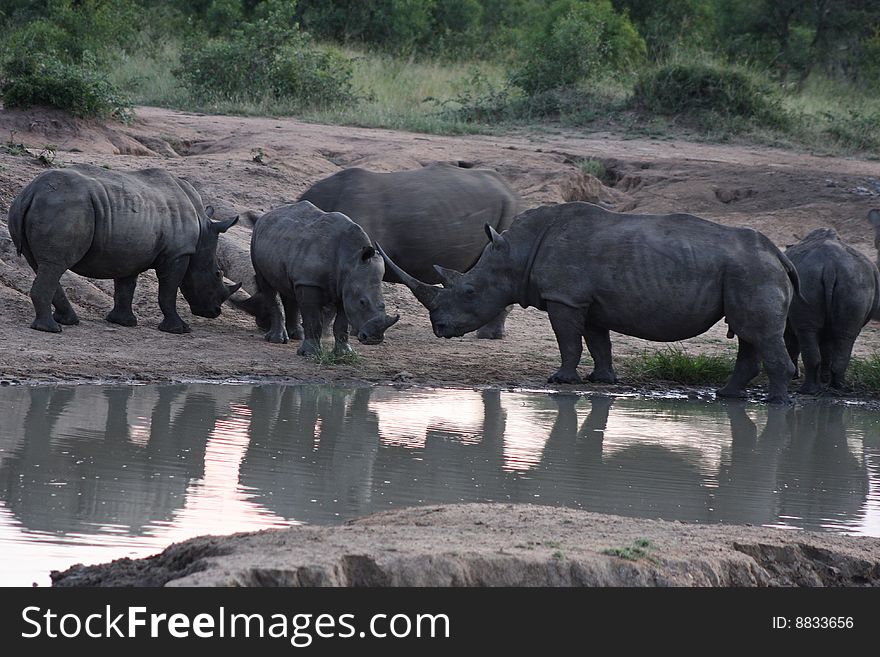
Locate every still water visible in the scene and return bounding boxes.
[0,383,878,586]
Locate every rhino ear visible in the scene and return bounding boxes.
[869,209,880,228]
[361,245,376,262]
[484,224,507,249]
[210,215,239,234]
[205,205,215,219]
[434,265,463,287]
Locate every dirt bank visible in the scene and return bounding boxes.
[1,106,879,395]
[51,503,880,586]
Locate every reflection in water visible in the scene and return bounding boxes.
[0,384,878,586]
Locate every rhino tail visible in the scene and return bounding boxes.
[7,182,36,258]
[766,236,806,305]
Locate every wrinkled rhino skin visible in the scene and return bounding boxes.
[784,228,880,394]
[242,201,398,356]
[7,164,239,334]
[385,202,800,404]
[300,162,520,339]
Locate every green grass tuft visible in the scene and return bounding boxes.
[602,538,657,562]
[621,347,735,386]
[311,348,363,366]
[846,355,880,392]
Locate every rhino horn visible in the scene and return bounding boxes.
[210,215,240,233]
[384,313,401,330]
[225,282,243,298]
[376,243,439,309]
[433,265,463,288]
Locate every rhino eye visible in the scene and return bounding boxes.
[464,287,477,298]
[359,297,368,308]
[215,271,223,279]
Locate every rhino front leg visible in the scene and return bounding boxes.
[332,305,354,356]
[156,257,191,334]
[106,274,138,326]
[584,325,618,383]
[717,338,761,399]
[476,306,512,339]
[547,301,585,384]
[296,286,324,357]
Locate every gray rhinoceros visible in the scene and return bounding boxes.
[298,162,520,338]
[784,228,880,393]
[241,201,399,356]
[869,209,880,265]
[382,201,801,403]
[7,164,240,333]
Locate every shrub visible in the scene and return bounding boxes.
[178,0,355,108]
[1,54,133,120]
[632,63,789,129]
[510,0,645,95]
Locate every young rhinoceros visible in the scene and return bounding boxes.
[7,164,240,333]
[784,228,880,394]
[382,201,801,404]
[243,201,399,356]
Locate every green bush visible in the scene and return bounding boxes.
[632,63,789,129]
[1,54,133,120]
[510,0,645,95]
[178,0,355,108]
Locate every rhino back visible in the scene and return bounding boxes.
[251,202,369,295]
[514,203,788,340]
[299,163,519,282]
[787,233,878,329]
[16,164,204,279]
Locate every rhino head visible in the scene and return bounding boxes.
[342,245,400,344]
[378,225,516,338]
[179,207,243,318]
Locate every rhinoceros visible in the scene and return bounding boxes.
[784,228,880,393]
[298,162,520,339]
[240,201,399,356]
[382,201,801,403]
[7,164,240,333]
[869,209,880,265]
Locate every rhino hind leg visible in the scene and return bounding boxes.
[584,325,618,383]
[784,324,799,379]
[52,285,79,326]
[546,301,585,384]
[794,329,822,395]
[716,338,762,399]
[280,293,303,340]
[106,275,138,327]
[28,261,68,333]
[828,334,858,390]
[476,306,512,339]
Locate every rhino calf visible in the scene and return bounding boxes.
[241,201,399,356]
[7,164,240,333]
[784,228,880,393]
[384,202,800,403]
[299,162,520,339]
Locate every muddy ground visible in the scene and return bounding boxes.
[1,106,879,395]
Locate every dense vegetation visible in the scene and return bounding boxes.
[1,0,878,150]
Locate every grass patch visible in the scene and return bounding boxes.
[621,347,735,386]
[601,538,657,562]
[576,158,605,179]
[846,355,880,392]
[311,348,363,366]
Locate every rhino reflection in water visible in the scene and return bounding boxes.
[0,386,220,535]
